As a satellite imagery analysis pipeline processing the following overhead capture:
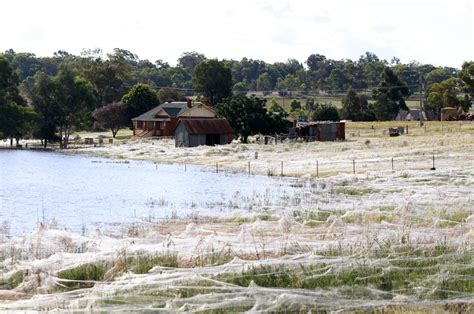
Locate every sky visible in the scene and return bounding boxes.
[1,0,473,68]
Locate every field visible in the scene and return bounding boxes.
[0,121,473,311]
[265,96,421,111]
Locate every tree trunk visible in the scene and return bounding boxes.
[242,134,248,144]
[59,126,64,149]
[43,139,48,149]
[112,128,117,138]
[10,137,13,147]
[63,125,71,149]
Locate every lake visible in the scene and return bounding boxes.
[0,150,297,234]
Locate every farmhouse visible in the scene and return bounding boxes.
[131,101,216,137]
[175,119,233,147]
[395,109,438,121]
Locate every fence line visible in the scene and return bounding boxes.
[189,154,455,178]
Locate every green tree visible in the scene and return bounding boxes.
[0,55,36,145]
[158,87,185,103]
[28,72,59,148]
[426,77,470,115]
[372,67,410,120]
[54,68,96,148]
[256,73,272,91]
[232,81,249,92]
[215,95,288,143]
[425,68,458,88]
[393,64,419,93]
[312,103,340,121]
[268,98,285,113]
[122,83,161,120]
[177,51,206,76]
[276,74,300,91]
[459,61,474,99]
[341,89,375,121]
[290,99,301,111]
[80,55,131,106]
[193,59,232,105]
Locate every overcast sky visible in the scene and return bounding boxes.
[1,0,472,68]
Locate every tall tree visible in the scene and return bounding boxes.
[459,61,474,99]
[177,51,206,76]
[425,68,458,88]
[312,103,340,121]
[158,87,185,103]
[80,53,131,106]
[216,95,288,143]
[54,68,96,148]
[28,72,59,148]
[121,83,161,120]
[0,55,35,145]
[193,59,232,105]
[426,77,470,115]
[372,67,410,120]
[256,73,272,91]
[341,89,375,121]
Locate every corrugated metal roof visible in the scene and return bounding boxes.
[132,102,203,121]
[178,119,233,135]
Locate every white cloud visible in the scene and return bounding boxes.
[1,0,472,67]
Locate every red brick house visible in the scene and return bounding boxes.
[131,101,216,137]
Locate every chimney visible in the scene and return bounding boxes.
[187,99,192,108]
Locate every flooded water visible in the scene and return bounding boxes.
[0,150,297,234]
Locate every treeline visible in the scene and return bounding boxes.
[1,49,466,95]
[0,48,473,146]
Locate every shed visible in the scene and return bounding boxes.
[175,119,233,147]
[441,107,459,121]
[297,122,345,141]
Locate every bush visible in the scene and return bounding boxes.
[312,103,340,121]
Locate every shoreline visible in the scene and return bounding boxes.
[0,127,473,311]
[62,129,474,178]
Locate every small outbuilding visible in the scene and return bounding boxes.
[175,119,233,147]
[297,121,345,141]
[440,107,460,121]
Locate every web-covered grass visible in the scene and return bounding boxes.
[0,158,472,311]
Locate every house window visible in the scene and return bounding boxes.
[137,121,144,129]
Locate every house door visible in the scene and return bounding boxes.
[205,134,220,146]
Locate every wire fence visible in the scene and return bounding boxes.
[188,154,444,178]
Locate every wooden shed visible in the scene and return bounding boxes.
[297,122,345,141]
[175,119,233,147]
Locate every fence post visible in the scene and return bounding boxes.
[281,161,283,176]
[185,160,187,172]
[353,159,355,174]
[391,157,394,171]
[406,125,408,134]
[216,162,219,173]
[248,161,251,176]
[316,160,319,178]
[431,154,436,170]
